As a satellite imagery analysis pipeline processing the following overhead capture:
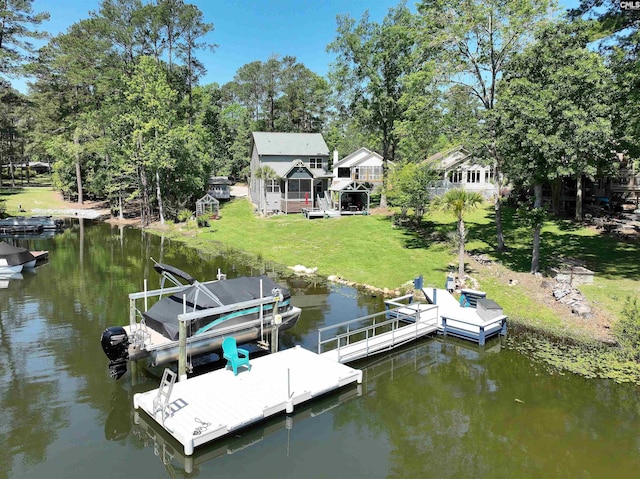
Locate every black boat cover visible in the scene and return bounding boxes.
[0,241,35,266]
[153,262,196,284]
[142,275,291,340]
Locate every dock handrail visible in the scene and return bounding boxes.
[317,304,438,361]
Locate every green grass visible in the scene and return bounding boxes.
[0,185,64,216]
[467,206,640,322]
[165,199,457,290]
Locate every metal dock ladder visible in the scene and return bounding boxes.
[153,368,177,424]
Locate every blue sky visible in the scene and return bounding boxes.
[14,0,578,93]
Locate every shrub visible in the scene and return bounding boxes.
[197,216,210,227]
[176,209,193,223]
[613,297,640,360]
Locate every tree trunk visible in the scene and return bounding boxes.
[550,177,562,216]
[575,173,583,221]
[156,169,165,225]
[9,156,15,188]
[458,217,466,285]
[140,166,150,226]
[263,180,267,216]
[494,193,504,252]
[492,143,505,252]
[74,129,84,204]
[531,182,543,274]
[118,190,123,221]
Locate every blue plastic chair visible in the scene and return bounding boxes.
[222,337,251,376]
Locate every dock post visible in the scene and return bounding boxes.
[271,290,282,354]
[178,295,187,382]
[178,318,187,381]
[286,368,293,413]
[501,318,508,337]
[271,320,280,354]
[479,326,485,346]
[442,317,447,337]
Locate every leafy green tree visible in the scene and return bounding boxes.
[225,56,329,133]
[387,162,436,221]
[328,3,416,207]
[0,81,28,188]
[123,56,179,225]
[0,0,49,78]
[432,188,483,285]
[28,18,114,203]
[415,0,555,251]
[495,21,614,271]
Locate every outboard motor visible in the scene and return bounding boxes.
[100,326,129,380]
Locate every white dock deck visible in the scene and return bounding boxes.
[421,288,507,344]
[133,346,362,455]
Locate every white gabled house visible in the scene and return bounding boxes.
[424,146,499,199]
[249,132,332,214]
[332,147,384,189]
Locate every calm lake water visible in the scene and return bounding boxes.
[1,220,639,479]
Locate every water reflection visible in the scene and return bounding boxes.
[1,220,640,479]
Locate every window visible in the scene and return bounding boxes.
[309,158,323,169]
[449,169,463,183]
[266,179,280,193]
[355,166,382,181]
[484,169,494,183]
[338,167,350,178]
[467,170,480,183]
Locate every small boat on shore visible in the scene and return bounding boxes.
[100,262,302,379]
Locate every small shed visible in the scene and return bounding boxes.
[208,176,232,200]
[196,193,220,218]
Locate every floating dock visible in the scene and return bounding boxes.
[316,288,507,365]
[133,346,362,455]
[420,287,507,345]
[133,385,361,473]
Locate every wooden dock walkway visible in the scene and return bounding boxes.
[133,346,362,455]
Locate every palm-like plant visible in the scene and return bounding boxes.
[433,188,484,286]
[254,166,278,216]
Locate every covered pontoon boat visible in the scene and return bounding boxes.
[0,241,36,273]
[100,263,301,379]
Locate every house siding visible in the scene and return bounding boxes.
[250,132,330,214]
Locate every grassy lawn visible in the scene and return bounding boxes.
[171,198,457,291]
[0,183,65,216]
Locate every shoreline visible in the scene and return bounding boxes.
[33,194,615,345]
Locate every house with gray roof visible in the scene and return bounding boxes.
[423,145,499,199]
[249,132,332,214]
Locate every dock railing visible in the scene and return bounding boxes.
[317,304,438,362]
